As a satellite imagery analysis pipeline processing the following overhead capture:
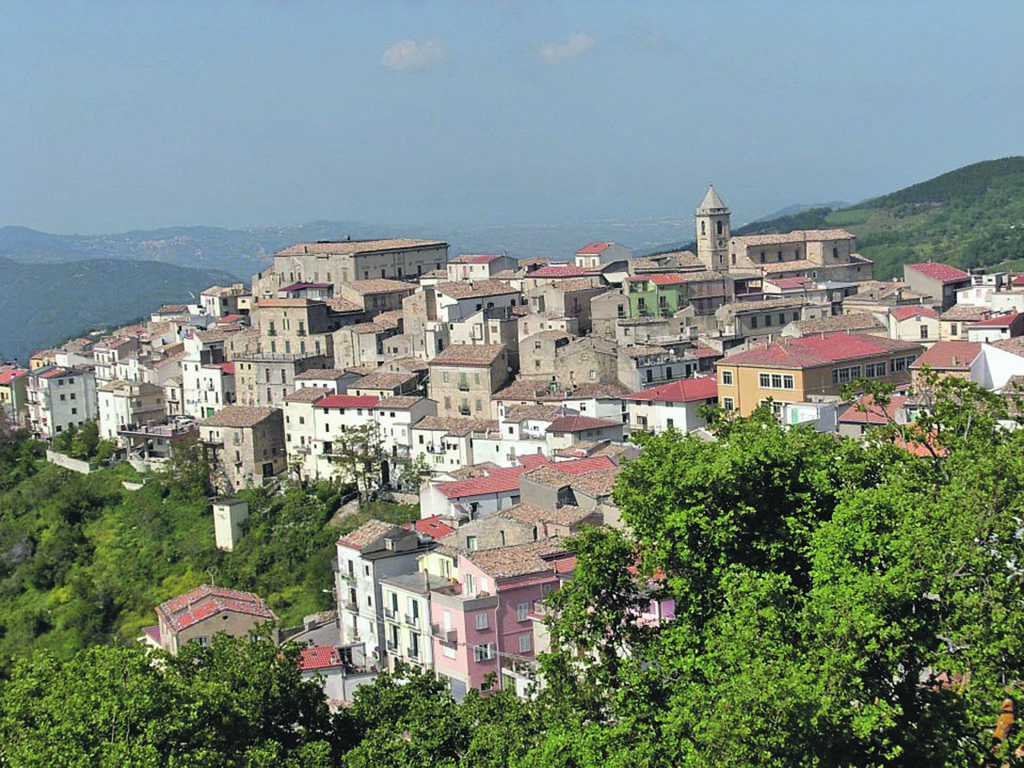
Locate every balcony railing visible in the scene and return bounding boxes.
[342,600,358,612]
[406,647,419,659]
[386,639,398,652]
[383,607,396,620]
[431,623,457,643]
[457,383,471,392]
[404,613,420,628]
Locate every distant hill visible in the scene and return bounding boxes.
[0,257,236,363]
[734,157,1024,279]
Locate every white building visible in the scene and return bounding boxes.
[25,366,99,440]
[574,241,633,269]
[624,376,718,435]
[97,380,165,440]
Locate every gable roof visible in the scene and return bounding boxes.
[722,333,922,369]
[906,262,971,284]
[434,280,518,300]
[890,305,940,321]
[969,311,1020,327]
[625,375,718,403]
[277,239,446,257]
[156,585,276,632]
[697,185,727,212]
[199,406,278,428]
[464,539,570,579]
[313,394,380,409]
[428,343,506,367]
[909,340,981,370]
[576,242,612,255]
[337,519,400,550]
[527,265,593,279]
[547,414,623,433]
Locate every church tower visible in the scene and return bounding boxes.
[695,185,731,272]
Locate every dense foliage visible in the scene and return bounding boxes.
[0,436,417,673]
[4,378,1024,766]
[734,156,1024,279]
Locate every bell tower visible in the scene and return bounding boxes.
[696,185,731,272]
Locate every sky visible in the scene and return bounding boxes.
[1,0,1022,234]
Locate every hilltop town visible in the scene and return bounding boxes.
[3,185,1024,703]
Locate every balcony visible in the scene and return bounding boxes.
[404,613,420,628]
[431,623,458,643]
[458,406,471,416]
[342,600,358,612]
[457,383,471,392]
[383,607,396,620]
[267,329,277,337]
[386,639,398,652]
[406,647,420,660]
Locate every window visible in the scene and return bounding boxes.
[716,220,723,236]
[759,373,771,388]
[890,356,916,373]
[779,313,786,325]
[950,323,958,336]
[517,602,529,622]
[920,325,929,340]
[783,375,794,389]
[865,362,886,378]
[723,397,734,411]
[467,535,478,552]
[751,316,758,329]
[474,643,494,662]
[721,370,733,385]
[475,612,488,630]
[519,633,532,653]
[771,374,783,389]
[831,365,863,385]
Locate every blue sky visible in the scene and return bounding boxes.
[1,0,1022,234]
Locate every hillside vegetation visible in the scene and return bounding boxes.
[0,432,416,673]
[734,156,1024,279]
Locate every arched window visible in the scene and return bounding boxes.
[716,220,723,235]
[701,221,706,235]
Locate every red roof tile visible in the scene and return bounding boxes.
[890,305,939,322]
[576,242,612,255]
[839,394,909,425]
[155,585,276,632]
[0,368,27,385]
[910,340,981,370]
[299,646,343,671]
[721,333,922,369]
[438,467,529,499]
[547,414,623,433]
[313,394,380,409]
[403,515,457,540]
[626,273,689,286]
[626,376,718,403]
[906,262,970,284]
[970,312,1020,327]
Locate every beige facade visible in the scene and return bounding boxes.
[427,344,510,418]
[199,406,287,493]
[251,298,334,360]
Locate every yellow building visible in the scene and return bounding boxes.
[716,332,924,416]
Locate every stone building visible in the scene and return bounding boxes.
[427,344,511,418]
[199,406,286,493]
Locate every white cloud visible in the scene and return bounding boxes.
[381,39,450,72]
[537,32,597,65]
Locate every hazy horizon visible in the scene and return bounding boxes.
[3,1,1022,236]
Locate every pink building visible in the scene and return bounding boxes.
[426,540,572,699]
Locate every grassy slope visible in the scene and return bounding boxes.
[732,157,1024,280]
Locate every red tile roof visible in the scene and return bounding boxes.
[909,340,981,370]
[576,242,612,255]
[890,305,939,322]
[721,333,923,369]
[451,254,501,264]
[313,394,380,409]
[155,585,276,632]
[0,368,27,385]
[403,515,457,540]
[906,262,970,284]
[299,646,344,671]
[839,394,909,425]
[438,466,529,499]
[970,312,1020,327]
[547,414,623,433]
[626,376,718,403]
[528,265,592,278]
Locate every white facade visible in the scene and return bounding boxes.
[213,499,250,551]
[97,381,165,440]
[26,367,99,440]
[626,399,706,435]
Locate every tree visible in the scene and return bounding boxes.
[326,423,387,500]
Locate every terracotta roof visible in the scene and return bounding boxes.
[314,394,380,409]
[625,375,718,403]
[428,343,506,367]
[299,646,344,671]
[352,371,417,390]
[547,414,622,433]
[503,404,562,422]
[789,313,886,335]
[324,297,363,313]
[343,279,416,296]
[295,368,350,380]
[909,340,981,370]
[156,585,276,632]
[444,461,501,479]
[437,466,529,499]
[969,311,1020,327]
[839,394,909,426]
[403,515,457,540]
[726,296,808,313]
[940,305,992,322]
[493,379,550,401]
[377,395,427,409]
[281,282,331,291]
[723,333,923,369]
[503,503,599,529]
[561,381,633,399]
[465,539,569,579]
[285,388,327,403]
[277,239,446,256]
[577,241,612,255]
[256,298,323,308]
[890,306,939,321]
[988,338,1024,356]
[766,276,815,290]
[450,253,502,264]
[733,229,854,246]
[434,280,518,299]
[0,368,27,385]
[200,406,278,428]
[906,262,970,284]
[527,265,593,279]
[337,519,400,550]
[622,345,670,360]
[414,416,498,436]
[385,357,430,373]
[759,259,823,274]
